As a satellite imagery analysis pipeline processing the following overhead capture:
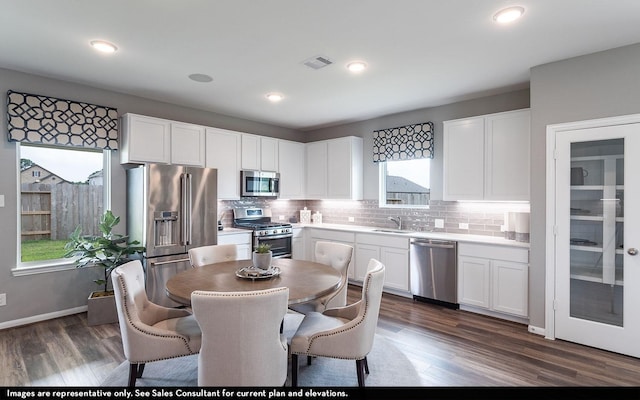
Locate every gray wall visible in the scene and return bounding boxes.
[0,67,299,325]
[528,43,640,329]
[305,89,531,201]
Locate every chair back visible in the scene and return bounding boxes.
[356,259,386,353]
[315,241,353,308]
[191,287,289,386]
[188,244,238,267]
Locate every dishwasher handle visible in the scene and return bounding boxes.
[410,239,456,249]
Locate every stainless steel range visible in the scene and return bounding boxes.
[233,207,293,258]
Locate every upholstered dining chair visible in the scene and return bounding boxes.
[191,287,289,386]
[188,243,238,268]
[290,258,385,387]
[289,241,353,314]
[111,260,202,387]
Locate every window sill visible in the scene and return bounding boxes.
[12,259,78,276]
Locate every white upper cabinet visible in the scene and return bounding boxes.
[120,114,171,164]
[443,109,530,201]
[120,113,205,166]
[170,121,206,167]
[306,136,363,200]
[241,134,279,172]
[205,127,242,200]
[278,139,306,199]
[305,140,328,199]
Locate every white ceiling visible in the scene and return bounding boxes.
[2,1,640,131]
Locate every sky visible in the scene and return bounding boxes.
[20,145,103,182]
[387,158,430,188]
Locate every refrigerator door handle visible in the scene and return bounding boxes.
[148,257,191,266]
[186,172,192,245]
[180,173,189,246]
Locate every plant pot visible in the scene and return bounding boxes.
[252,251,272,270]
[87,290,118,326]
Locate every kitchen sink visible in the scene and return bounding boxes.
[371,229,413,234]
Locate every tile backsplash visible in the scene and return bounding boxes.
[219,199,530,239]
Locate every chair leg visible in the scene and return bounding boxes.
[356,359,366,387]
[307,355,313,365]
[128,363,146,387]
[137,363,146,378]
[291,354,299,387]
[363,356,369,374]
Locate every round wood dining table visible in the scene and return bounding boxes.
[165,258,343,306]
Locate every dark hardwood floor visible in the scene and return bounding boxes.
[1,285,639,387]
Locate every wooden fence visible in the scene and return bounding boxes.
[21,183,104,241]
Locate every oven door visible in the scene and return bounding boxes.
[255,234,292,258]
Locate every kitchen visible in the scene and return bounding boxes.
[1,0,640,385]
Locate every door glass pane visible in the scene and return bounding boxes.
[569,139,624,326]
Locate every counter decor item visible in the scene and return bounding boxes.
[300,207,311,224]
[252,243,272,270]
[312,212,323,224]
[515,212,530,243]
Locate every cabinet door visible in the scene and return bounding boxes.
[458,256,490,308]
[278,140,306,199]
[171,122,206,166]
[492,260,528,316]
[327,137,363,200]
[121,114,171,164]
[355,243,379,282]
[291,228,305,260]
[381,247,409,292]
[206,128,241,200]
[241,134,260,170]
[305,141,328,199]
[217,232,252,260]
[260,137,279,172]
[443,117,485,200]
[484,110,530,201]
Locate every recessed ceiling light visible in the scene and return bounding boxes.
[90,40,117,53]
[493,6,525,24]
[266,93,284,102]
[347,61,367,73]
[188,73,213,83]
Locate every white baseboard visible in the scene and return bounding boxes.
[0,306,87,330]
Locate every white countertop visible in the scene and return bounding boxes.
[291,223,529,248]
[217,227,252,236]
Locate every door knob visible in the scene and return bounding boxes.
[628,248,638,256]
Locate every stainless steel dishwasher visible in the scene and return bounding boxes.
[409,238,458,308]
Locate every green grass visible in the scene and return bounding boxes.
[21,239,69,262]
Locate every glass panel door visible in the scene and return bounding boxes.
[554,121,640,358]
[569,139,623,326]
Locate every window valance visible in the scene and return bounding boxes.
[373,121,434,162]
[7,90,118,150]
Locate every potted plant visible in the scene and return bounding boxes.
[252,243,272,270]
[64,210,145,326]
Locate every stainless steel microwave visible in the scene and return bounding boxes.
[241,170,280,197]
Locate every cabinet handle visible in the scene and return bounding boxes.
[628,248,638,256]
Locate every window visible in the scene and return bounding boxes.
[379,158,430,208]
[19,144,110,266]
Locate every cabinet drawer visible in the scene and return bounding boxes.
[309,229,355,242]
[217,232,252,246]
[356,233,408,249]
[458,242,528,263]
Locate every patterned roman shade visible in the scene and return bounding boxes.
[373,121,434,162]
[7,90,118,150]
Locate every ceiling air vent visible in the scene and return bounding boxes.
[302,55,333,70]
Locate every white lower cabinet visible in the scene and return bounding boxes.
[458,242,529,319]
[355,233,409,294]
[306,229,355,279]
[217,231,252,260]
[292,228,305,260]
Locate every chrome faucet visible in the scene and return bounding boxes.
[388,216,402,230]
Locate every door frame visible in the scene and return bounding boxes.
[545,113,640,341]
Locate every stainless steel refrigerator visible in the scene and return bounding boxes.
[126,163,217,307]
